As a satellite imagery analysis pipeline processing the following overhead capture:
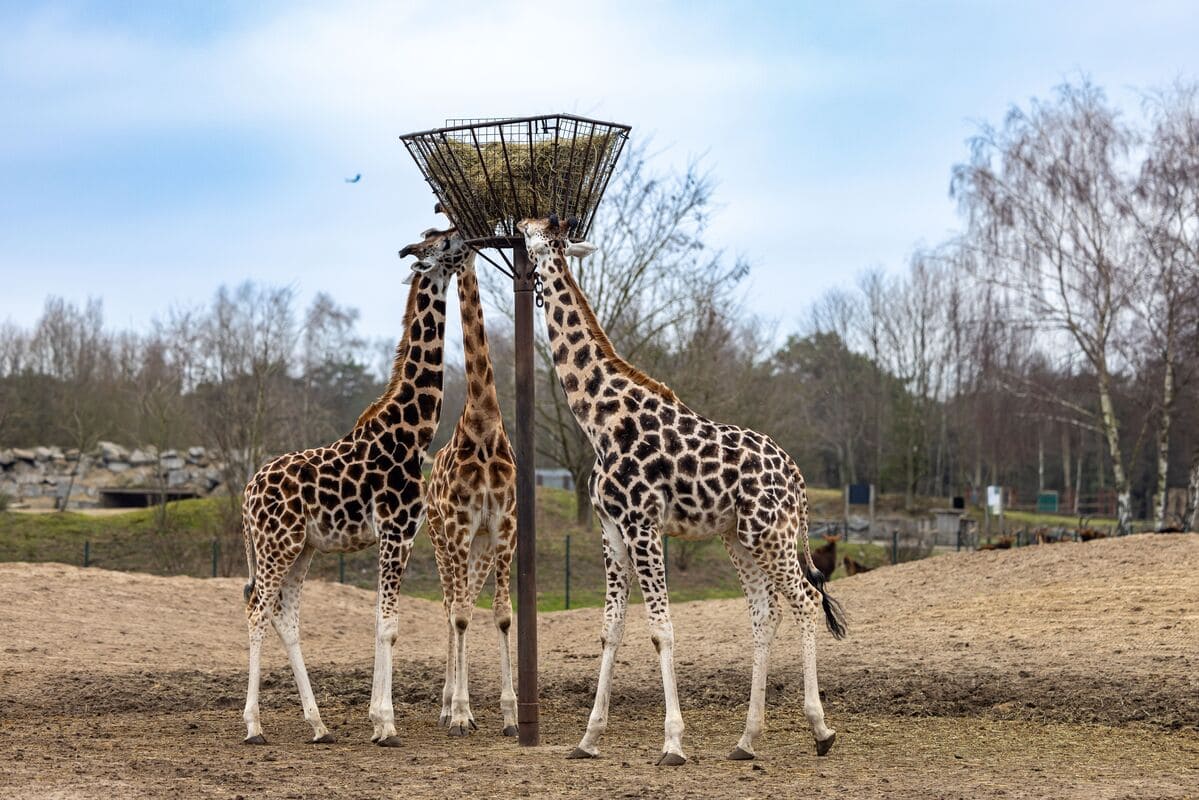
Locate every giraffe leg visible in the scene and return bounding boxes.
[629,529,686,766]
[242,607,270,744]
[722,532,781,760]
[369,522,417,747]
[491,512,518,736]
[444,517,478,737]
[570,518,633,759]
[757,546,836,755]
[242,549,291,744]
[439,614,455,727]
[452,531,498,737]
[272,545,332,743]
[431,513,456,727]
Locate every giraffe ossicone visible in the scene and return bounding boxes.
[240,226,470,746]
[516,216,847,765]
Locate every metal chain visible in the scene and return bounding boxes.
[533,270,544,307]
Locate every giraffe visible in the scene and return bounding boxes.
[515,215,847,766]
[425,253,519,738]
[240,226,470,747]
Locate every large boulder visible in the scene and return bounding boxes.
[0,449,14,467]
[128,449,155,466]
[106,461,131,473]
[160,455,186,471]
[11,448,36,462]
[34,447,52,462]
[97,441,129,463]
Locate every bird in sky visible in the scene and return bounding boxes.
[345,174,361,183]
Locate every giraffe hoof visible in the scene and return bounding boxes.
[311,733,335,744]
[502,725,519,737]
[566,747,596,759]
[376,735,403,748]
[815,732,836,756]
[448,724,473,738]
[243,734,267,746]
[656,752,687,767]
[727,746,755,761]
[438,714,450,727]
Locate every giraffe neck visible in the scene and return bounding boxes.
[531,246,678,447]
[457,266,501,421]
[357,273,449,452]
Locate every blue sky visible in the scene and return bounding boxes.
[2,0,1197,356]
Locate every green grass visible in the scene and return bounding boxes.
[0,487,928,611]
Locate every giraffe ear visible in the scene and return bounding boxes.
[564,241,598,259]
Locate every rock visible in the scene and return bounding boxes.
[98,441,129,463]
[106,461,131,473]
[64,449,80,461]
[161,449,178,460]
[48,446,65,461]
[128,449,155,466]
[167,469,190,488]
[11,448,36,462]
[187,446,207,460]
[0,449,13,467]
[34,447,53,462]
[203,468,222,491]
[160,456,186,471]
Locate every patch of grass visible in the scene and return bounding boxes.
[0,486,951,611]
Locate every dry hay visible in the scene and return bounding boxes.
[424,133,615,232]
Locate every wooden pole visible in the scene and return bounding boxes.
[513,243,540,746]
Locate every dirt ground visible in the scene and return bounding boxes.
[1,534,1197,799]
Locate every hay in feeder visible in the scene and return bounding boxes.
[424,133,615,232]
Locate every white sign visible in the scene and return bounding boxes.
[986,485,1003,513]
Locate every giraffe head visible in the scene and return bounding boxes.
[517,216,598,269]
[398,227,471,287]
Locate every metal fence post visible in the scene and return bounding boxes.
[339,553,346,584]
[891,530,898,565]
[564,534,571,610]
[83,540,90,568]
[211,538,219,577]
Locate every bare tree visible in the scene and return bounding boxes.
[952,80,1141,532]
[181,283,300,545]
[1131,83,1199,528]
[28,298,121,510]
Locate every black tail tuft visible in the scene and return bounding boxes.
[804,564,848,640]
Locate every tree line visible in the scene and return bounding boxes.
[2,79,1196,534]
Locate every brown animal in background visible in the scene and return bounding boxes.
[979,536,1014,551]
[842,556,873,576]
[1078,529,1106,542]
[811,535,839,578]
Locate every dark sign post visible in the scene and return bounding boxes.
[844,482,875,539]
[400,116,631,746]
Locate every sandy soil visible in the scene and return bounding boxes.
[1,534,1197,798]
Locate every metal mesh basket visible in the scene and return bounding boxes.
[401,114,631,248]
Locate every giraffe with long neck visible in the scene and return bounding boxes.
[240,227,469,746]
[425,256,519,738]
[516,216,846,765]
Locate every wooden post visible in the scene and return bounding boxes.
[513,243,540,747]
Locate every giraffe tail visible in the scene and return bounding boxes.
[802,558,848,640]
[242,515,256,604]
[796,481,847,639]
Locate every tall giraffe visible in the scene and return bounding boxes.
[426,256,518,738]
[516,216,846,766]
[240,227,470,746]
